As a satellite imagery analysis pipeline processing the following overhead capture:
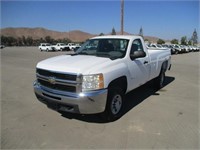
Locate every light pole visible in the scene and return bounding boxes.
[121,0,124,35]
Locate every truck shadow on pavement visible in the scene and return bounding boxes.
[60,76,175,123]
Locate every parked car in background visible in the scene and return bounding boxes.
[187,46,193,52]
[51,43,70,51]
[0,45,5,49]
[149,44,165,49]
[66,43,77,50]
[172,44,182,54]
[162,44,178,55]
[73,43,82,52]
[39,43,53,52]
[192,46,200,52]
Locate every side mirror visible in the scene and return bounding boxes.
[130,50,146,60]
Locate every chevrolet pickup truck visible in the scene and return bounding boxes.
[33,35,171,121]
[51,43,70,51]
[39,43,53,52]
[67,43,77,50]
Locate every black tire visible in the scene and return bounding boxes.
[102,87,125,121]
[155,70,165,89]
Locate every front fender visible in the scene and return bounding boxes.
[102,62,129,89]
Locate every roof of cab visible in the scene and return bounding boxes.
[90,35,142,40]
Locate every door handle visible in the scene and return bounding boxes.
[144,61,148,64]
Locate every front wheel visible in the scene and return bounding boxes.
[102,87,124,121]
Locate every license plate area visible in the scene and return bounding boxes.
[47,101,74,112]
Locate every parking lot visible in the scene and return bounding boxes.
[1,47,199,149]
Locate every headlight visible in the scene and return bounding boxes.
[82,74,104,91]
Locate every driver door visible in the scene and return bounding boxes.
[127,39,151,90]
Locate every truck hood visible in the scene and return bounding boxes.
[36,55,112,74]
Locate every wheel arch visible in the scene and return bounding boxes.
[161,61,168,72]
[107,76,127,94]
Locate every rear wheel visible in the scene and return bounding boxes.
[155,70,165,89]
[102,87,124,121]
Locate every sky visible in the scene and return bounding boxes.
[1,0,199,40]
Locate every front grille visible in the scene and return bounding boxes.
[37,69,77,81]
[38,79,76,93]
[36,68,80,93]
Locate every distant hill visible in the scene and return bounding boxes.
[0,27,161,43]
[0,27,94,42]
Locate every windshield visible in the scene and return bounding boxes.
[75,38,129,60]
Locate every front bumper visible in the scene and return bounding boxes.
[33,81,108,114]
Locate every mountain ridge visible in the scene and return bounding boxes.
[0,27,161,43]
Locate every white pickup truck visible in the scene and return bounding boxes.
[51,43,70,51]
[39,43,53,51]
[34,35,171,121]
[66,43,78,50]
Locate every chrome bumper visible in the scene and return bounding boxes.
[33,81,108,114]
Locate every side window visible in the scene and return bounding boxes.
[130,39,144,54]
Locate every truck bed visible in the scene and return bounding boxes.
[148,48,171,80]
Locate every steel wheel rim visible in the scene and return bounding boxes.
[111,94,122,115]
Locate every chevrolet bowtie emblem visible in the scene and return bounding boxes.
[48,76,56,84]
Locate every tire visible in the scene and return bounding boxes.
[102,87,124,121]
[155,70,165,89]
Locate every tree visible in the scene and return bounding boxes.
[139,26,143,37]
[1,35,7,45]
[7,36,17,46]
[171,39,179,44]
[45,36,53,43]
[62,38,71,43]
[0,35,82,46]
[111,27,116,35]
[191,29,198,45]
[99,33,104,36]
[157,39,165,44]
[22,36,26,46]
[26,36,33,46]
[144,39,149,42]
[188,40,192,46]
[181,36,187,45]
[17,37,23,46]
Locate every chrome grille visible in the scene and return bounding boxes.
[36,68,81,93]
[37,69,77,81]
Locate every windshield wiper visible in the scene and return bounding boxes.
[71,52,88,56]
[96,53,110,57]
[77,52,88,55]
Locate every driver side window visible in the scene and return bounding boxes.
[130,39,144,54]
